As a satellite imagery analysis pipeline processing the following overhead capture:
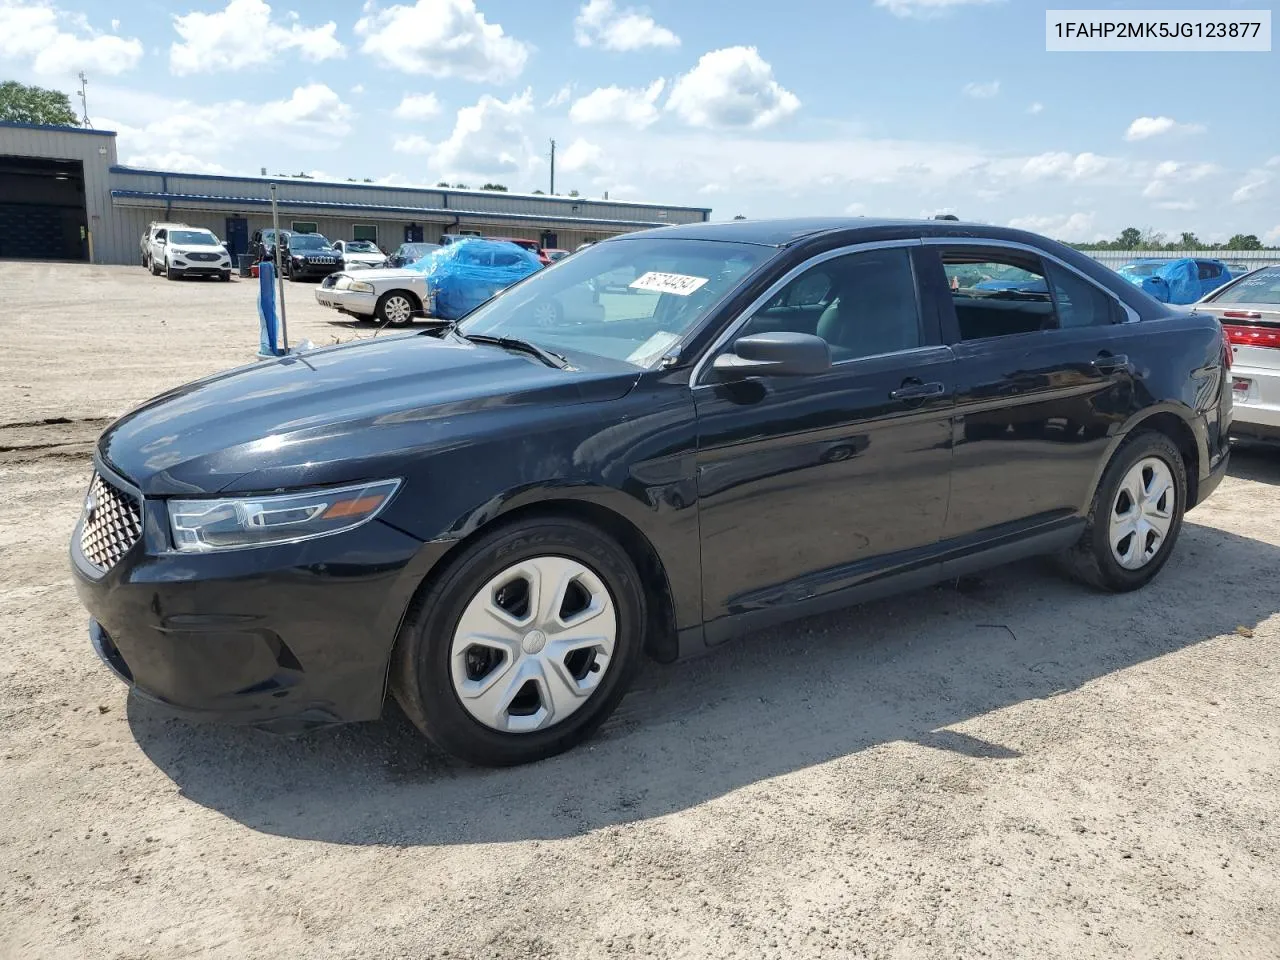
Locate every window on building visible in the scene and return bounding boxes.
[291,221,318,234]
[352,224,378,243]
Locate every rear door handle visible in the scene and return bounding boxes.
[1092,353,1129,372]
[889,381,946,400]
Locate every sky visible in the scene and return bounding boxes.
[1,0,1277,243]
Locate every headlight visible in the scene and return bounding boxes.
[349,280,375,293]
[333,275,351,290]
[171,248,188,257]
[167,479,400,553]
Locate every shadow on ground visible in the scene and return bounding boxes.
[127,480,1280,847]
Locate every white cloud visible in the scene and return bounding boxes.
[545,84,573,108]
[393,92,442,120]
[1013,151,1117,182]
[105,83,354,172]
[573,0,679,50]
[117,149,227,174]
[1124,115,1204,141]
[351,83,365,94]
[666,46,799,130]
[1007,212,1099,242]
[1027,101,1044,115]
[0,0,142,75]
[169,0,343,74]
[962,80,999,99]
[432,88,537,181]
[355,0,528,82]
[1142,159,1219,198]
[392,134,433,154]
[874,0,1001,18]
[1155,200,1197,211]
[570,79,665,128]
[558,138,611,177]
[1232,176,1271,204]
[844,201,867,214]
[1264,224,1280,245]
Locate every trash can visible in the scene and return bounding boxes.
[238,255,254,278]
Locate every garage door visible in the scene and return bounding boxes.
[0,155,88,261]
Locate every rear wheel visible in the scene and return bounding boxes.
[375,291,416,326]
[391,518,646,766]
[1060,431,1187,591]
[531,298,563,327]
[149,257,161,276]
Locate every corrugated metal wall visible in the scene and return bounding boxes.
[1083,250,1280,269]
[0,123,124,263]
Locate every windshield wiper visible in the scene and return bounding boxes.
[457,332,569,369]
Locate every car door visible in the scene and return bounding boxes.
[693,242,956,637]
[921,241,1144,541]
[149,228,166,265]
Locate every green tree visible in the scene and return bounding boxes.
[1225,233,1263,250]
[733,214,747,220]
[1116,227,1143,249]
[1175,232,1203,250]
[568,189,580,197]
[532,189,545,195]
[480,182,508,192]
[0,80,79,125]
[436,181,450,187]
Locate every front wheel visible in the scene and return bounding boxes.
[375,291,416,326]
[1061,431,1187,591]
[165,264,180,281]
[390,518,646,766]
[219,271,231,282]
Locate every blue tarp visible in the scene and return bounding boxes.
[405,238,541,321]
[1118,257,1229,304]
[257,260,281,357]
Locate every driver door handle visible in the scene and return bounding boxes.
[889,380,945,400]
[1092,353,1129,373]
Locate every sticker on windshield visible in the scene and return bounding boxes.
[627,331,683,367]
[629,271,709,296]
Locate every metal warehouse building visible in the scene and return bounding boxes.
[0,122,711,265]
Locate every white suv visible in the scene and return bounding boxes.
[332,239,386,270]
[149,227,233,281]
[140,221,188,270]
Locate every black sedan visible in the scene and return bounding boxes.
[72,218,1232,766]
[282,233,342,280]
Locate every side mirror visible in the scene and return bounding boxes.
[712,332,831,378]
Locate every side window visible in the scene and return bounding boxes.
[155,229,166,241]
[941,251,1053,340]
[1197,261,1221,280]
[749,248,921,361]
[1044,261,1123,327]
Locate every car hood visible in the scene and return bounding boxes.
[99,333,641,496]
[335,267,422,282]
[341,251,385,261]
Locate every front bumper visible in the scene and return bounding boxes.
[315,285,377,316]
[71,462,453,728]
[290,260,341,279]
[171,259,231,276]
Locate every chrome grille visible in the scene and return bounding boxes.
[79,473,143,572]
[187,252,220,262]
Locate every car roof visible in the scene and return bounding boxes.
[604,217,1071,249]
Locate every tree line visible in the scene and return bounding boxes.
[1066,227,1273,252]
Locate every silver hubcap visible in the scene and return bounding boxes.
[1109,456,1175,570]
[449,556,617,733]
[384,296,412,324]
[532,301,558,326]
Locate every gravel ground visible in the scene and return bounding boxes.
[1,263,1277,960]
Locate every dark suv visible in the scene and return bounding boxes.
[71,218,1231,766]
[281,233,341,281]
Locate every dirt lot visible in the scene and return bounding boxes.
[1,262,1277,960]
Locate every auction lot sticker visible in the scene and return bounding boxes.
[629,272,709,296]
[1046,9,1271,51]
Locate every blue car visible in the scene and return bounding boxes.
[408,238,542,321]
[1117,258,1232,304]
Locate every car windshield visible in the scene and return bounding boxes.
[457,238,774,368]
[345,241,379,252]
[289,235,331,250]
[1119,262,1160,277]
[171,230,217,245]
[1207,267,1280,305]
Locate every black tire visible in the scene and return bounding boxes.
[165,264,180,281]
[390,517,647,766]
[219,271,231,282]
[1060,430,1187,591]
[150,258,162,276]
[375,291,418,326]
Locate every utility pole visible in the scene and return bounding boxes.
[549,139,556,195]
[77,71,92,128]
